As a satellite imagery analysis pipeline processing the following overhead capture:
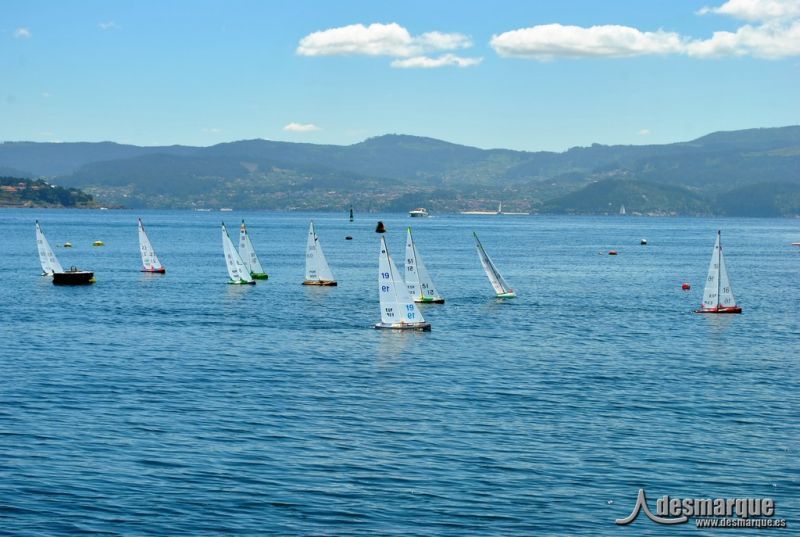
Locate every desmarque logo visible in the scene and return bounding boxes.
[616,489,787,529]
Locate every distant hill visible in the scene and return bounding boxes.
[1,126,799,214]
[717,181,800,217]
[541,178,709,215]
[0,177,96,208]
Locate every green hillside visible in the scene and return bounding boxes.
[1,126,798,214]
[0,177,96,208]
[541,179,709,215]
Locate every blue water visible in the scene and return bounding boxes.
[1,209,798,535]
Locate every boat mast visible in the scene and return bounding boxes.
[716,230,721,310]
[409,229,422,300]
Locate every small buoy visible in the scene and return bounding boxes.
[63,242,72,248]
[682,282,691,291]
[375,221,386,233]
[345,236,353,240]
[608,250,618,255]
[640,238,647,245]
[92,240,105,247]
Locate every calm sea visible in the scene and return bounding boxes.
[1,209,798,535]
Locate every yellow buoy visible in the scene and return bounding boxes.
[92,240,105,247]
[63,242,72,248]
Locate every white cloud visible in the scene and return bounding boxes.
[98,21,118,31]
[297,22,471,58]
[283,122,321,132]
[202,127,222,134]
[638,129,651,136]
[14,27,31,39]
[492,2,800,61]
[490,24,686,60]
[41,91,52,98]
[698,0,800,21]
[687,19,800,57]
[415,31,472,51]
[391,54,483,68]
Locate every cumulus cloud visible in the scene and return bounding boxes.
[283,122,320,132]
[688,19,800,57]
[638,129,651,136]
[297,22,476,68]
[692,0,800,57]
[492,1,800,61]
[698,0,800,21]
[14,27,31,39]
[491,24,686,60]
[391,54,482,68]
[98,21,118,30]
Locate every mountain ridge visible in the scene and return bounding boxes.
[1,126,798,215]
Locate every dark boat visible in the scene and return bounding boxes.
[375,221,386,233]
[53,266,95,285]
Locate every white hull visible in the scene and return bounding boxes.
[374,322,431,331]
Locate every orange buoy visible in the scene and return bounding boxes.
[608,250,618,255]
[682,283,691,291]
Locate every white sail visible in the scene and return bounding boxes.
[379,236,425,325]
[404,228,442,302]
[701,232,721,310]
[474,232,514,296]
[222,223,253,283]
[35,221,63,275]
[305,222,335,282]
[718,246,736,308]
[138,218,163,271]
[620,204,626,215]
[238,221,265,275]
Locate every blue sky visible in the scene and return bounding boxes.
[2,0,799,151]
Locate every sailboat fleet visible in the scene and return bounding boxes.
[303,222,336,286]
[377,236,430,330]
[405,228,444,303]
[36,220,95,285]
[473,232,516,298]
[695,230,742,314]
[138,218,165,273]
[239,221,268,279]
[33,218,746,325]
[222,222,255,285]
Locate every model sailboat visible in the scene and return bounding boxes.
[303,222,336,286]
[404,228,444,303]
[695,230,741,314]
[376,236,430,330]
[222,222,255,285]
[138,218,165,273]
[473,232,516,298]
[35,221,94,285]
[238,221,268,279]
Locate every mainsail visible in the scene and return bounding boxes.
[222,223,253,284]
[473,232,515,297]
[138,218,163,271]
[378,236,427,328]
[700,231,738,312]
[238,221,266,277]
[305,222,335,283]
[35,220,63,275]
[404,228,443,303]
